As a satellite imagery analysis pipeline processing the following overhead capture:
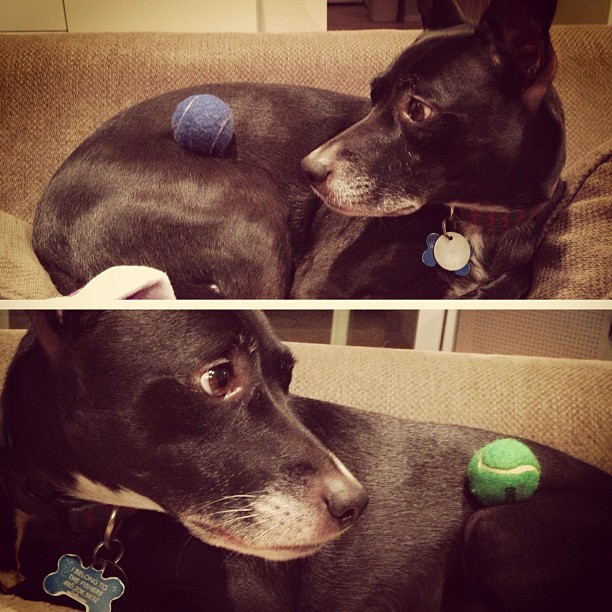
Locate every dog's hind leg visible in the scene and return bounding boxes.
[462,492,612,611]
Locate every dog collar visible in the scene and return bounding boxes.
[449,199,554,230]
[0,447,135,533]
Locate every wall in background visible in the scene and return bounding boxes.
[402,0,612,24]
[4,311,607,361]
[454,310,612,361]
[555,0,612,24]
[0,0,327,33]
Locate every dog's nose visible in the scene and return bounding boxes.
[324,479,369,528]
[301,154,331,184]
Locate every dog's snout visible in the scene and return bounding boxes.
[301,153,331,185]
[324,478,369,529]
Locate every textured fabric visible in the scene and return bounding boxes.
[552,26,612,167]
[531,141,612,298]
[287,342,612,475]
[0,211,58,299]
[0,594,73,612]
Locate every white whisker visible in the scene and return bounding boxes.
[220,513,259,527]
[199,492,264,511]
[209,507,256,517]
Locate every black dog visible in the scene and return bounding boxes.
[32,0,565,299]
[1,311,611,611]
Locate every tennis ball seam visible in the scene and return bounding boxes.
[210,116,232,155]
[175,96,198,131]
[477,455,541,476]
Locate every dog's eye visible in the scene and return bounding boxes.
[405,97,432,122]
[200,361,237,398]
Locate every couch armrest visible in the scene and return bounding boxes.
[0,211,59,299]
[287,342,612,474]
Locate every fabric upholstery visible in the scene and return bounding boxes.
[287,342,612,475]
[0,212,58,299]
[531,141,612,298]
[0,595,73,612]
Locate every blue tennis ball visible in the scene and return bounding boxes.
[171,94,234,156]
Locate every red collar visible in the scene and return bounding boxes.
[450,200,553,230]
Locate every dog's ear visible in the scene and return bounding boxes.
[27,311,96,363]
[27,311,67,363]
[477,0,557,112]
[417,0,466,29]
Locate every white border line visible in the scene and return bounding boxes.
[1,299,610,311]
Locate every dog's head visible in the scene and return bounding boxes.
[3,310,367,561]
[302,0,564,217]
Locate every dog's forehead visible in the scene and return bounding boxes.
[78,310,287,367]
[383,25,486,89]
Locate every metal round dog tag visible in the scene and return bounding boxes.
[433,232,471,271]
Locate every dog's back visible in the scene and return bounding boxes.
[32,84,369,298]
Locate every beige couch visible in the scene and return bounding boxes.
[1,26,611,299]
[1,328,611,609]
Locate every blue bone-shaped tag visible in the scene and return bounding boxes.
[43,554,125,612]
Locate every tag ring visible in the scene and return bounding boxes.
[104,507,119,549]
[442,205,455,239]
[92,507,124,567]
[93,538,124,566]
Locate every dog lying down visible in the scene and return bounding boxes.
[1,310,610,611]
[32,0,566,299]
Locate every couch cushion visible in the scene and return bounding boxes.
[287,342,612,474]
[0,594,73,612]
[551,25,612,167]
[530,140,612,299]
[0,211,58,299]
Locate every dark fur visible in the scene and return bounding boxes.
[33,0,565,299]
[1,310,611,611]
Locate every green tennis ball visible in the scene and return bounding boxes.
[468,438,541,505]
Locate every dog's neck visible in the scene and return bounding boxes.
[0,433,134,534]
[435,187,563,299]
[446,197,558,231]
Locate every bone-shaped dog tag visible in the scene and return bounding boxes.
[43,554,125,612]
